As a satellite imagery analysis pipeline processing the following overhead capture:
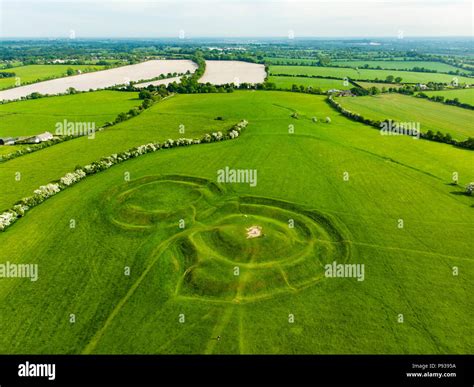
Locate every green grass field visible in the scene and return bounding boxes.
[0,93,230,211]
[0,90,142,138]
[335,93,474,140]
[355,81,403,90]
[270,65,474,85]
[0,91,472,354]
[331,60,466,74]
[0,64,105,90]
[264,57,318,65]
[268,75,350,91]
[421,88,474,105]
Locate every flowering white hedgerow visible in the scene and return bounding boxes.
[0,211,17,231]
[33,183,61,199]
[12,203,29,217]
[60,169,86,187]
[211,131,223,141]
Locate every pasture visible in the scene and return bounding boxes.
[331,60,465,74]
[0,90,472,354]
[355,81,403,90]
[0,92,230,211]
[335,93,474,140]
[421,88,474,105]
[270,65,474,85]
[0,90,142,137]
[268,75,350,91]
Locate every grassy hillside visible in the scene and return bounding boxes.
[332,60,465,74]
[421,88,474,105]
[268,75,350,91]
[264,57,318,65]
[356,81,403,90]
[0,64,106,90]
[0,91,472,354]
[335,93,474,140]
[0,93,230,211]
[270,65,474,85]
[0,90,142,137]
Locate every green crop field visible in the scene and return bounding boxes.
[355,81,403,90]
[0,91,472,354]
[0,90,142,137]
[0,64,105,90]
[264,57,318,65]
[268,75,350,91]
[331,60,466,74]
[0,93,230,211]
[335,93,474,140]
[270,65,474,85]
[421,88,474,105]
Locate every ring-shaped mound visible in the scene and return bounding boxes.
[102,175,352,303]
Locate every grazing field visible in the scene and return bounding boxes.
[0,144,25,156]
[421,88,474,105]
[268,75,350,91]
[199,61,266,85]
[0,90,142,137]
[0,60,197,101]
[331,60,465,74]
[0,64,106,90]
[336,93,474,140]
[0,91,472,354]
[355,81,403,90]
[0,93,230,211]
[264,57,318,65]
[270,65,474,85]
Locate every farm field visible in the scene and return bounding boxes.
[0,90,472,354]
[199,60,266,85]
[331,60,466,73]
[421,88,474,105]
[355,81,403,90]
[0,144,25,156]
[0,64,106,90]
[264,57,318,65]
[0,90,142,137]
[0,60,197,101]
[335,93,474,140]
[268,75,350,91]
[270,65,474,85]
[0,93,230,211]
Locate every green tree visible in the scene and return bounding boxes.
[139,90,153,100]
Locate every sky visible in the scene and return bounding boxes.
[0,0,472,38]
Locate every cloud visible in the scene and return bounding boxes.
[0,0,472,37]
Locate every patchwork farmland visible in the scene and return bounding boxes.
[0,38,473,360]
